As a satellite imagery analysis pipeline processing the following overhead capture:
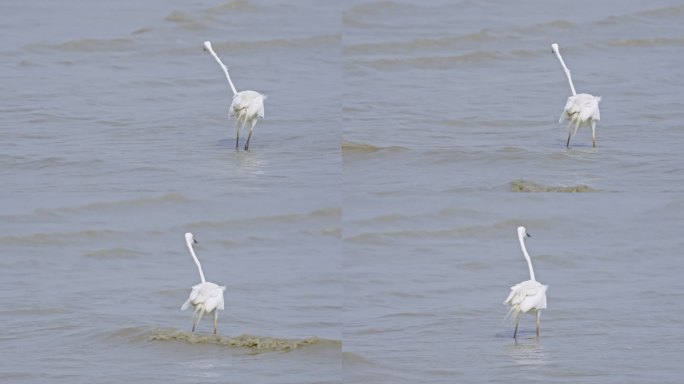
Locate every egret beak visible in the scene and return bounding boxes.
[193,238,198,244]
[526,232,531,238]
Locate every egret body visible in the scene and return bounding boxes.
[203,41,265,150]
[551,43,601,148]
[504,226,548,338]
[181,232,226,334]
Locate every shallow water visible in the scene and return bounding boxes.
[2,0,684,383]
[342,0,684,383]
[1,1,340,383]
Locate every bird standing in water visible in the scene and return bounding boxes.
[203,41,266,150]
[181,233,225,334]
[551,43,601,148]
[504,226,548,338]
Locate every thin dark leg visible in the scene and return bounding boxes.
[244,130,253,151]
[514,315,520,339]
[234,118,241,149]
[244,120,256,151]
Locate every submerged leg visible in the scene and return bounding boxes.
[195,308,206,332]
[234,117,242,149]
[513,314,520,339]
[238,119,248,150]
[191,306,202,332]
[536,311,541,337]
[213,310,219,335]
[566,121,573,148]
[244,119,257,150]
[567,120,581,148]
[591,120,597,148]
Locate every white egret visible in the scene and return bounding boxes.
[551,43,601,148]
[504,226,548,338]
[181,232,226,334]
[203,41,266,150]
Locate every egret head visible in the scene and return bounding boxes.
[185,232,198,244]
[517,226,531,238]
[203,41,212,52]
[551,43,559,53]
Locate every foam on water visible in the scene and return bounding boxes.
[147,328,342,353]
[342,140,408,154]
[82,248,142,259]
[25,38,137,53]
[0,229,125,246]
[118,327,342,353]
[510,179,596,193]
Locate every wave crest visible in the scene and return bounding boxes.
[510,179,596,193]
[147,328,341,352]
[26,38,136,53]
[342,140,407,153]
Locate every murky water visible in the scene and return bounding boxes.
[342,0,684,383]
[1,1,340,383]
[2,0,684,383]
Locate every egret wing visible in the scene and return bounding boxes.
[181,285,202,310]
[203,290,225,313]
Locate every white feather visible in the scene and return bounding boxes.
[204,40,266,150]
[503,226,549,337]
[181,233,225,334]
[551,43,601,148]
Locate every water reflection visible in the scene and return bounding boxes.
[217,139,268,177]
[234,150,267,177]
[506,336,545,367]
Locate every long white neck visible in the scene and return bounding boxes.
[205,43,238,96]
[186,238,206,283]
[553,45,577,96]
[518,233,536,281]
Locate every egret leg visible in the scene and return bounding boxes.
[244,119,257,151]
[567,120,581,148]
[213,310,219,335]
[536,311,541,337]
[234,117,242,149]
[194,308,206,332]
[238,118,248,150]
[566,121,573,148]
[591,120,597,148]
[513,314,520,339]
[191,306,202,332]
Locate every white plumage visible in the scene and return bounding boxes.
[204,41,266,150]
[181,232,225,334]
[551,43,601,148]
[504,280,547,319]
[230,90,265,120]
[503,226,548,338]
